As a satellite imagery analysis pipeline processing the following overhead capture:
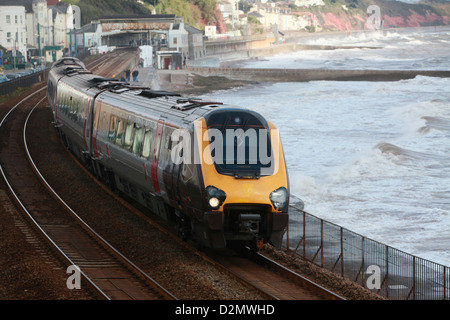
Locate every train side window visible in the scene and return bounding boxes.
[102,111,107,126]
[69,96,74,115]
[58,92,63,111]
[84,97,90,117]
[56,89,61,108]
[166,134,173,150]
[132,125,144,155]
[73,96,80,121]
[115,118,126,145]
[109,115,118,142]
[60,93,65,113]
[64,94,70,114]
[79,99,86,120]
[141,128,153,158]
[124,122,135,150]
[62,94,67,114]
[162,127,174,164]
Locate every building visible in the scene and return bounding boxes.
[49,1,75,54]
[80,15,205,69]
[168,23,188,52]
[248,1,313,32]
[91,14,182,48]
[0,5,27,59]
[185,24,205,60]
[1,2,205,67]
[169,23,205,60]
[218,0,240,32]
[75,23,102,50]
[0,0,75,62]
[293,0,325,7]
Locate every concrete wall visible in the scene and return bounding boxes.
[186,66,450,82]
[204,34,278,59]
[205,35,380,61]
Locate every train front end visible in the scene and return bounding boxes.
[195,108,289,249]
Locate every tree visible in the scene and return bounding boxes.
[239,1,252,14]
[156,0,224,32]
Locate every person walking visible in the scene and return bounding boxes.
[132,69,139,82]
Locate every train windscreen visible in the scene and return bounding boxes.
[204,109,275,178]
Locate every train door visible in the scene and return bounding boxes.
[171,161,181,207]
[151,119,175,220]
[151,119,164,194]
[91,100,103,159]
[82,97,92,154]
[152,120,181,208]
[88,99,106,180]
[160,124,177,206]
[177,130,202,215]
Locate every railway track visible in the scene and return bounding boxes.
[0,88,176,300]
[53,142,346,300]
[0,51,350,301]
[203,247,345,300]
[86,47,138,78]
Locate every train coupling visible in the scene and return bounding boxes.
[239,213,261,234]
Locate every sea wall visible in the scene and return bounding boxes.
[185,67,450,82]
[205,38,380,63]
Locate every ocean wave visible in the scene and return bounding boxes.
[375,142,445,162]
[420,116,450,133]
[323,142,443,184]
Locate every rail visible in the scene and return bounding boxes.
[0,74,176,300]
[284,201,450,300]
[24,103,177,300]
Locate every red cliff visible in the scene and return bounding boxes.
[309,1,450,31]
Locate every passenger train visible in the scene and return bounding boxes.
[47,57,290,250]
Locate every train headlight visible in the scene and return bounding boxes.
[209,197,220,209]
[270,187,288,211]
[206,186,226,210]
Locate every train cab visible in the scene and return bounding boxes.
[183,108,289,249]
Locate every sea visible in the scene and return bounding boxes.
[200,26,450,267]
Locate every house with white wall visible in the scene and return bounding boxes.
[0,5,27,59]
[0,0,75,61]
[50,2,75,50]
[248,1,316,32]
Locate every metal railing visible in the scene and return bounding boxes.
[0,68,49,96]
[284,197,449,300]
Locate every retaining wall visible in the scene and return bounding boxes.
[186,66,450,82]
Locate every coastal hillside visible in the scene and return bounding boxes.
[62,0,151,25]
[305,0,450,31]
[61,0,225,32]
[62,0,450,32]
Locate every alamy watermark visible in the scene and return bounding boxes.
[366,5,382,30]
[66,265,81,289]
[366,265,381,290]
[170,122,281,176]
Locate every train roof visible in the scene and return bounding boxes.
[50,57,229,126]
